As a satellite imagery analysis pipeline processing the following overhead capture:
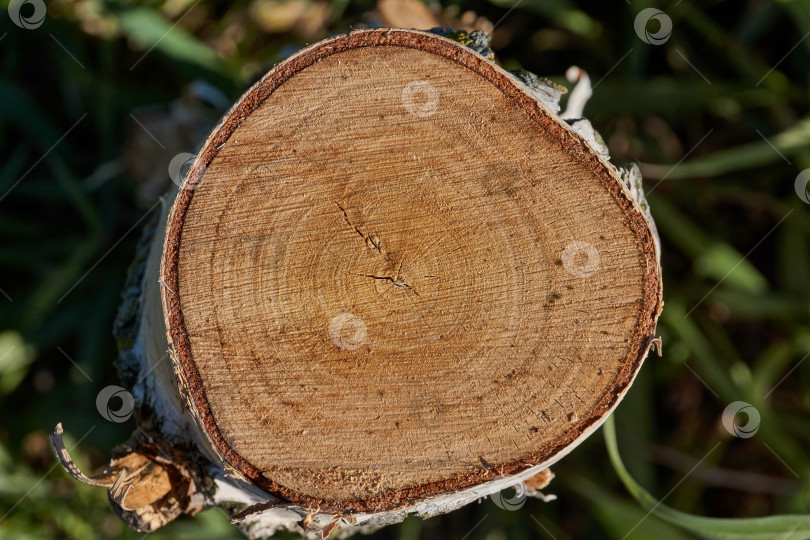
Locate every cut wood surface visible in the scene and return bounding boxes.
[161,28,662,511]
[53,27,663,538]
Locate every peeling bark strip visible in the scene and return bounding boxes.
[54,28,662,537]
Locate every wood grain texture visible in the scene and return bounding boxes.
[160,28,662,512]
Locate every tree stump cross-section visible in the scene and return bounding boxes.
[161,28,662,512]
[53,27,662,537]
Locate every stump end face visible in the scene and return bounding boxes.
[160,28,663,512]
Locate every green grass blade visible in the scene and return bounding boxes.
[604,416,810,539]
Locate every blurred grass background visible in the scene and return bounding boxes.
[1,0,809,538]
